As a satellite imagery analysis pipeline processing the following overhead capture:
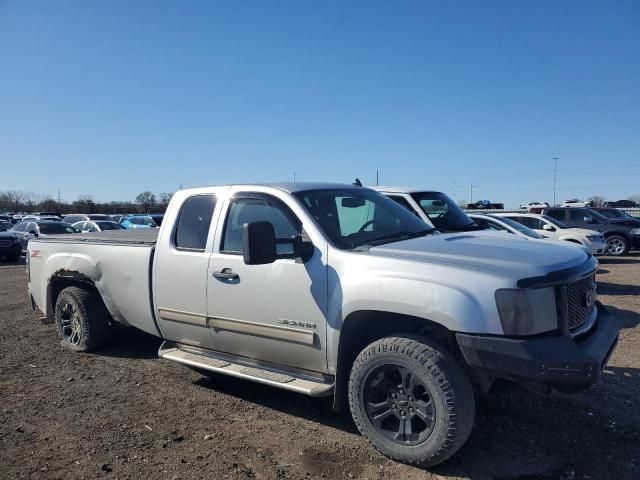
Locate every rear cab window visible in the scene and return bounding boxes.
[173,195,217,251]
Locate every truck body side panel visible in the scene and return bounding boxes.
[28,237,160,337]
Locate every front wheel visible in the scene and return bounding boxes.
[606,235,629,256]
[348,336,475,467]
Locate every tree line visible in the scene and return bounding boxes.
[0,190,173,215]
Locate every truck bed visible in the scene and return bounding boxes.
[36,228,159,246]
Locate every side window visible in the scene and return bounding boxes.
[388,195,419,217]
[174,195,217,251]
[569,209,588,222]
[546,209,565,221]
[520,216,544,230]
[28,223,37,233]
[222,197,300,255]
[14,223,25,232]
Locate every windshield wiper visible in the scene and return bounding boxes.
[354,228,435,248]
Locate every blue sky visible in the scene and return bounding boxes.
[1,0,639,207]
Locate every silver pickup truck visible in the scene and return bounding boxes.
[27,182,620,467]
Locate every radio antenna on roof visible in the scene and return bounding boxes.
[352,178,362,187]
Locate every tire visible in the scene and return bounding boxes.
[348,335,475,467]
[605,235,629,256]
[54,286,112,352]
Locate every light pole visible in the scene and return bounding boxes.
[553,157,558,206]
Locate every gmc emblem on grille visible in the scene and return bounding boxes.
[583,288,596,309]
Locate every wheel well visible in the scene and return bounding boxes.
[603,232,628,240]
[47,271,98,319]
[332,311,455,412]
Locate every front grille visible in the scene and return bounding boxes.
[0,239,12,247]
[566,275,596,330]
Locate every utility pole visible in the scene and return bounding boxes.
[293,171,296,182]
[376,170,379,186]
[470,184,476,204]
[57,188,61,214]
[552,157,558,206]
[453,180,456,199]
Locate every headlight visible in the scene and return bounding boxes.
[630,228,640,236]
[495,287,557,335]
[586,234,603,241]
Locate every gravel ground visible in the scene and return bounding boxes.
[0,254,638,480]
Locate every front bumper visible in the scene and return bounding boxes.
[456,302,620,392]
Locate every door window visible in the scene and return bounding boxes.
[173,195,217,251]
[519,216,545,230]
[569,209,592,222]
[221,197,300,255]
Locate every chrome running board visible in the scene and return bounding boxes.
[158,341,334,397]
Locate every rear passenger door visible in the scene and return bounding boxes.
[154,193,219,349]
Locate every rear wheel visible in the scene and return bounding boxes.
[606,235,629,256]
[54,286,112,352]
[348,335,475,467]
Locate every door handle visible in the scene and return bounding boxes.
[212,268,239,280]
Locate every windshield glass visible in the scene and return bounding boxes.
[294,188,433,249]
[39,223,79,234]
[541,215,569,229]
[410,192,476,231]
[487,215,545,239]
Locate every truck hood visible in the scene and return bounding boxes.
[607,218,640,227]
[368,231,589,280]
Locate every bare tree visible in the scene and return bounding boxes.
[158,192,173,207]
[628,194,640,206]
[136,191,157,213]
[587,195,606,207]
[2,190,26,212]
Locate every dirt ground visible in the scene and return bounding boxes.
[0,255,639,480]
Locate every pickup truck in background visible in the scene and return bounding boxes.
[27,183,620,467]
[542,207,640,256]
[466,200,504,210]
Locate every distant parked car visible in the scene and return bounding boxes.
[120,215,157,229]
[560,199,587,208]
[22,215,62,222]
[519,201,549,211]
[541,207,640,255]
[604,200,638,208]
[73,220,125,232]
[62,213,113,224]
[496,213,606,256]
[12,220,80,251]
[0,231,22,261]
[466,200,504,209]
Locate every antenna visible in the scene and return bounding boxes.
[376,170,379,186]
[353,178,362,187]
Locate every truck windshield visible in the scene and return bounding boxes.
[410,192,478,232]
[294,188,434,249]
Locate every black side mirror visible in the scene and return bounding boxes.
[29,230,38,237]
[242,221,277,265]
[583,217,594,223]
[292,235,315,262]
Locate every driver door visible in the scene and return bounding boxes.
[207,192,328,373]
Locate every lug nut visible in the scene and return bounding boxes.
[390,392,397,399]
[407,395,414,402]
[409,407,415,414]
[391,403,397,409]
